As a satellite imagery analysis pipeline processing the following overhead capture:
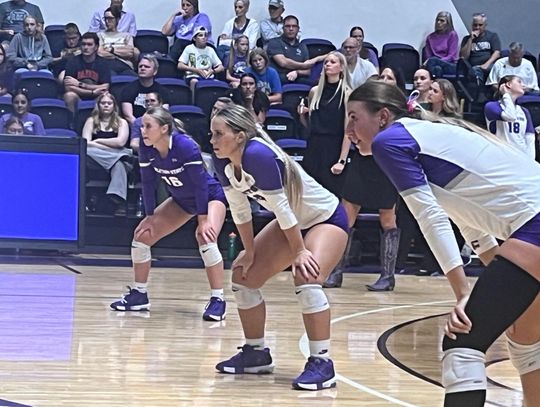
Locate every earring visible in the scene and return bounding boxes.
[379,122,385,129]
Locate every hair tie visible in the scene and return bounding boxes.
[406,90,420,113]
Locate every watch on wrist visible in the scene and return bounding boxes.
[338,159,346,165]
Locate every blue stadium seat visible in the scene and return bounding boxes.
[169,105,210,152]
[193,80,230,117]
[156,78,191,105]
[44,128,78,137]
[301,38,336,59]
[16,71,59,100]
[0,95,12,115]
[281,83,311,115]
[134,30,169,55]
[156,56,182,79]
[381,43,420,88]
[264,109,297,141]
[275,138,307,163]
[44,24,66,58]
[74,100,96,135]
[31,98,70,129]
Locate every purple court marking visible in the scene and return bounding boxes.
[0,273,76,361]
[0,399,33,406]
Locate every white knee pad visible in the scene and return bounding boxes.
[295,284,329,314]
[232,283,263,310]
[199,242,222,267]
[131,240,151,263]
[507,335,540,376]
[441,348,487,394]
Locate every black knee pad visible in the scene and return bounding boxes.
[443,256,540,353]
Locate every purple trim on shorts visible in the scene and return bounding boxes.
[510,212,540,247]
[302,203,349,235]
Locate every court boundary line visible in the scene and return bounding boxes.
[298,299,453,407]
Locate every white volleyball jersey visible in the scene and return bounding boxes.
[213,137,338,230]
[372,117,540,273]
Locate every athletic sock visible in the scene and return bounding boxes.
[211,289,224,300]
[245,337,265,350]
[309,339,330,360]
[133,281,148,293]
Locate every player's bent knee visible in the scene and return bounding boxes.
[507,336,540,376]
[131,240,151,263]
[295,284,329,314]
[232,282,263,310]
[199,242,222,267]
[442,348,487,394]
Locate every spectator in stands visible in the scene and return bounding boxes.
[0,43,13,95]
[130,91,162,153]
[428,78,462,117]
[7,15,52,74]
[349,26,378,69]
[413,67,432,106]
[486,42,539,94]
[63,32,111,114]
[378,66,406,92]
[0,0,43,43]
[246,47,281,104]
[121,53,169,124]
[267,15,319,85]
[424,11,459,78]
[230,72,269,123]
[0,88,45,135]
[161,0,213,63]
[341,37,377,89]
[460,13,501,85]
[218,0,259,58]
[485,75,535,159]
[89,0,137,37]
[298,51,352,197]
[3,115,23,134]
[223,34,249,87]
[82,91,131,216]
[97,5,139,76]
[51,23,82,79]
[259,0,284,47]
[178,26,223,96]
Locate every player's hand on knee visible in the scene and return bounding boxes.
[196,220,217,243]
[292,249,320,281]
[445,295,472,340]
[135,216,155,241]
[232,250,254,280]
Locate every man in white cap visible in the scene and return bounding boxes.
[259,0,284,47]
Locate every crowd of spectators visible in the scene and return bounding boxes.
[0,0,539,220]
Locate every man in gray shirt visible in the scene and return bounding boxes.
[259,0,284,47]
[0,0,43,42]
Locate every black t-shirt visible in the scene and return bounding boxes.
[461,30,501,66]
[266,36,309,75]
[120,81,168,118]
[64,55,111,85]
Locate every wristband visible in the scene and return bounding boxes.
[338,159,346,165]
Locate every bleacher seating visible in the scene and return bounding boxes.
[17,71,59,100]
[44,128,77,137]
[518,95,540,127]
[44,24,66,58]
[74,100,96,135]
[169,105,210,152]
[300,38,336,59]
[31,98,70,129]
[264,109,297,140]
[156,78,191,106]
[381,43,420,88]
[0,95,12,116]
[193,80,230,118]
[134,30,169,55]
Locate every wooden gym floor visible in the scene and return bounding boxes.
[0,262,524,406]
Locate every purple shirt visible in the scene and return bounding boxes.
[425,30,458,62]
[172,13,213,43]
[0,112,45,136]
[138,133,221,215]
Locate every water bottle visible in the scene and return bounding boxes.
[227,232,237,261]
[135,193,144,218]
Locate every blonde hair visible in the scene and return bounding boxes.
[309,51,353,112]
[144,106,187,135]
[433,78,462,118]
[348,80,506,146]
[213,104,303,208]
[91,92,121,135]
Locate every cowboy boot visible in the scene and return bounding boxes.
[367,228,400,291]
[323,229,355,288]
